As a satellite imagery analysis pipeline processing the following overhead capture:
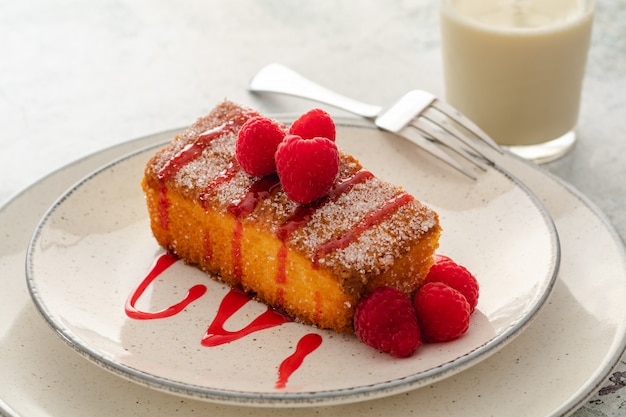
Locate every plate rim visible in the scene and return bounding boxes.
[23,119,560,407]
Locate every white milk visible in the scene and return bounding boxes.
[441,0,594,147]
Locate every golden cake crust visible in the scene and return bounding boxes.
[142,100,441,333]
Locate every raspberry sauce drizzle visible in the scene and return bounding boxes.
[125,252,207,320]
[275,333,323,389]
[157,112,252,182]
[126,252,321,389]
[157,185,169,231]
[231,220,244,283]
[276,244,288,285]
[201,288,292,347]
[275,243,288,307]
[203,231,213,263]
[227,174,280,218]
[226,174,282,284]
[199,160,241,208]
[277,169,374,242]
[313,192,414,266]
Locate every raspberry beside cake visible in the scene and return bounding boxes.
[141,100,441,333]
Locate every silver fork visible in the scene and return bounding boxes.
[248,63,504,180]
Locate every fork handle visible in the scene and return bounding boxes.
[248,63,383,119]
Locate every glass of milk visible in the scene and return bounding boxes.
[440,0,594,162]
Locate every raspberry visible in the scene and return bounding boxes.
[289,108,336,142]
[235,116,286,176]
[354,286,421,358]
[415,282,471,343]
[275,134,340,204]
[425,256,479,313]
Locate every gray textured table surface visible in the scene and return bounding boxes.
[1,1,625,416]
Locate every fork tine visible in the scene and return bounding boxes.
[417,108,494,165]
[409,118,488,171]
[375,90,500,165]
[430,99,504,154]
[395,126,478,180]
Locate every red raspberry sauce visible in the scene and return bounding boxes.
[125,252,323,390]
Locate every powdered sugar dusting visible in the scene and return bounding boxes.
[321,200,437,279]
[174,144,231,193]
[214,168,255,208]
[247,188,300,231]
[289,177,397,257]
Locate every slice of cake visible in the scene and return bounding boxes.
[142,100,441,333]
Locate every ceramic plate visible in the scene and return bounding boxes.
[24,122,558,407]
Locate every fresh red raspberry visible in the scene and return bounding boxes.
[415,282,471,343]
[235,116,286,176]
[425,256,479,313]
[354,286,421,358]
[288,108,336,142]
[275,134,339,204]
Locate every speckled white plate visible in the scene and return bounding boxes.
[24,121,559,407]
